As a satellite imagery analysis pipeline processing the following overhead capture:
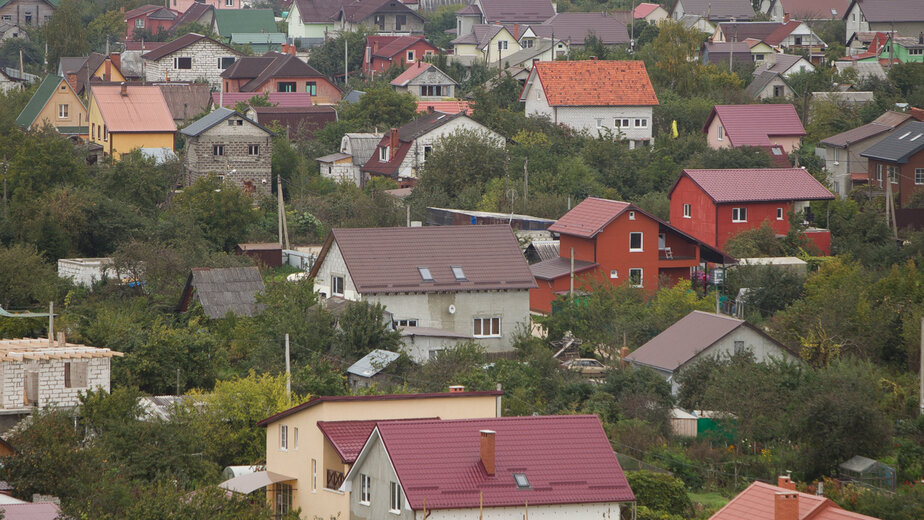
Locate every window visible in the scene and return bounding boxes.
[773,85,785,97]
[280,425,288,450]
[754,53,764,62]
[629,268,643,288]
[374,14,385,30]
[596,118,603,129]
[360,474,371,504]
[615,118,630,128]
[406,50,415,62]
[213,144,224,156]
[331,275,344,295]
[834,147,840,162]
[635,118,648,128]
[876,164,882,181]
[732,207,747,222]
[379,146,389,162]
[218,56,235,69]
[306,82,317,95]
[249,144,259,155]
[418,267,433,281]
[734,340,745,354]
[497,40,508,51]
[173,57,192,69]
[915,168,924,185]
[278,81,296,92]
[394,318,418,327]
[473,317,501,337]
[389,482,402,513]
[910,49,923,55]
[513,473,530,489]
[888,165,899,183]
[57,104,68,119]
[610,270,618,279]
[225,0,234,5]
[658,233,666,250]
[421,85,443,97]
[103,125,107,141]
[628,210,636,220]
[777,207,784,220]
[683,203,691,218]
[629,232,643,252]
[135,18,145,28]
[523,39,534,48]
[451,266,466,280]
[0,15,10,21]
[423,145,432,158]
[64,362,87,388]
[311,459,317,491]
[794,36,802,45]
[717,124,724,141]
[275,483,292,515]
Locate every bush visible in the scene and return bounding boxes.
[626,471,695,517]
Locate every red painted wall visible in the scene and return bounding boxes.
[364,40,440,75]
[594,211,661,295]
[805,229,831,255]
[716,201,792,251]
[126,13,179,40]
[225,77,342,103]
[670,175,718,247]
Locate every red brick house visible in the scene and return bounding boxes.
[124,4,180,40]
[363,35,439,76]
[529,197,729,314]
[220,52,341,104]
[860,121,924,208]
[668,168,835,252]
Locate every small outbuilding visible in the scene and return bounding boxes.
[346,349,401,389]
[177,266,266,318]
[838,455,896,491]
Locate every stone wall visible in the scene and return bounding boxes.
[0,357,110,409]
[144,39,242,90]
[184,116,273,195]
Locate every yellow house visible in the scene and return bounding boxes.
[252,390,502,519]
[88,84,176,159]
[746,40,776,66]
[16,75,88,138]
[59,53,126,96]
[451,25,520,63]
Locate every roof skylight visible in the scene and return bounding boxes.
[451,266,466,280]
[418,267,434,282]
[513,473,530,489]
[910,134,922,141]
[899,131,911,139]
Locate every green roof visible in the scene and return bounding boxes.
[230,32,286,45]
[214,9,277,36]
[16,75,62,129]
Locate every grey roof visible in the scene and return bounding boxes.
[527,240,560,262]
[347,349,401,378]
[343,133,382,165]
[703,41,751,65]
[180,107,275,137]
[476,0,555,24]
[530,257,598,281]
[492,39,555,67]
[674,0,754,20]
[452,24,505,49]
[624,310,791,372]
[531,12,630,45]
[860,121,924,163]
[848,0,924,23]
[180,267,266,318]
[316,152,352,163]
[342,89,365,103]
[834,61,886,81]
[838,455,892,473]
[819,122,893,148]
[140,147,178,164]
[753,54,806,75]
[745,71,787,97]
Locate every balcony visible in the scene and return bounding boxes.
[326,469,345,491]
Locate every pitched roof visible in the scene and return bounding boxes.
[362,415,634,509]
[141,33,241,61]
[309,225,536,294]
[91,85,176,133]
[625,310,793,371]
[360,111,471,175]
[527,60,658,107]
[533,12,630,45]
[451,24,505,48]
[716,21,783,41]
[673,168,834,203]
[0,502,61,520]
[703,42,752,64]
[763,20,802,46]
[390,62,431,86]
[846,0,924,23]
[371,35,436,58]
[158,83,212,121]
[221,53,329,92]
[179,266,266,318]
[833,60,886,80]
[768,0,847,20]
[213,8,277,35]
[819,122,894,148]
[703,104,805,147]
[338,0,423,23]
[860,121,924,163]
[211,91,315,108]
[675,0,754,20]
[252,105,337,137]
[634,3,662,18]
[258,390,503,426]
[548,197,631,238]
[744,71,788,97]
[530,257,599,281]
[170,2,213,31]
[290,0,350,23]
[476,0,554,24]
[711,480,880,520]
[180,107,274,137]
[124,4,163,18]
[346,349,401,378]
[16,75,68,129]
[753,54,809,76]
[490,38,555,67]
[341,132,383,165]
[416,100,472,115]
[318,420,382,463]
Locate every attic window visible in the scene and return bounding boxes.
[451,266,466,280]
[418,267,434,282]
[771,147,783,155]
[513,473,530,489]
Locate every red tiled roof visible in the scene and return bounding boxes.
[371,415,634,510]
[673,168,834,203]
[390,62,431,86]
[257,391,502,426]
[764,20,801,46]
[124,4,163,19]
[416,100,472,115]
[704,104,805,147]
[634,2,661,18]
[319,418,439,463]
[531,60,658,107]
[373,35,436,58]
[91,85,176,133]
[711,481,880,520]
[548,197,630,238]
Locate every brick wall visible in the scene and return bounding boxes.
[144,39,242,90]
[184,117,273,195]
[0,357,110,409]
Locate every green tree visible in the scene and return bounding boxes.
[625,471,694,517]
[339,86,418,128]
[168,175,259,251]
[44,0,90,72]
[87,10,127,51]
[333,301,401,359]
[410,129,506,209]
[0,243,59,308]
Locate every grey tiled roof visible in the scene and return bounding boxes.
[181,266,266,318]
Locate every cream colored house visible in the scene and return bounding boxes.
[450,24,519,64]
[253,391,502,518]
[16,74,87,137]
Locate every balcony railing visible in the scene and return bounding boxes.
[326,469,345,491]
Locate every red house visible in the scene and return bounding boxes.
[668,168,835,253]
[124,5,180,40]
[363,35,439,76]
[529,198,729,314]
[860,121,924,209]
[220,52,341,104]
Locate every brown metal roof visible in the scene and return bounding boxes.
[309,225,537,294]
[141,33,242,62]
[530,257,598,281]
[158,83,211,122]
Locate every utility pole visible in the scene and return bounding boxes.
[2,155,7,220]
[569,247,575,298]
[285,333,291,403]
[344,37,348,85]
[176,368,181,396]
[886,174,898,239]
[523,156,528,207]
[919,317,923,416]
[47,301,53,344]
[276,174,284,246]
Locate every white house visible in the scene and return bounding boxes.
[317,132,383,186]
[141,32,242,90]
[624,310,799,395]
[308,225,536,361]
[843,0,924,45]
[519,60,659,148]
[286,0,344,46]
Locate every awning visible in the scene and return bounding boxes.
[218,471,296,494]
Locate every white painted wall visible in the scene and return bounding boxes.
[418,502,622,519]
[314,240,360,301]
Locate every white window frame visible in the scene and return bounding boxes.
[379,146,389,162]
[888,165,899,184]
[280,425,288,451]
[213,144,224,156]
[173,56,192,70]
[331,275,344,296]
[360,474,371,504]
[389,481,402,513]
[394,318,418,327]
[473,317,501,338]
[629,232,643,252]
[311,458,317,492]
[717,124,724,141]
[406,50,415,62]
[596,118,603,129]
[616,118,630,128]
[683,203,691,218]
[876,164,882,182]
[635,118,648,128]
[629,268,643,288]
[776,207,784,220]
[135,18,145,28]
[225,0,233,5]
[915,168,924,185]
[610,269,618,279]
[57,104,68,119]
[732,207,747,222]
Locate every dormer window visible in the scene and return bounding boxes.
[451,266,466,280]
[379,146,389,162]
[418,267,434,282]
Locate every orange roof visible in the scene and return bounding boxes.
[91,86,176,133]
[711,481,881,520]
[531,60,658,107]
[416,101,472,115]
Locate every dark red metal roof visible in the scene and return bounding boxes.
[674,168,834,203]
[548,197,630,238]
[703,104,805,147]
[372,415,635,510]
[319,418,437,463]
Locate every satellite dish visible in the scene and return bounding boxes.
[448,304,456,314]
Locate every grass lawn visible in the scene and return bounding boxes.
[689,491,731,510]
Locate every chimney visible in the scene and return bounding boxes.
[513,23,519,39]
[480,430,496,475]
[448,385,465,393]
[783,12,790,24]
[427,105,435,113]
[909,107,924,121]
[389,127,399,153]
[66,73,78,92]
[777,475,796,491]
[110,53,121,72]
[620,346,630,368]
[104,61,111,82]
[120,82,127,96]
[774,492,798,520]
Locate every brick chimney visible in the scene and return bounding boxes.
[513,23,519,39]
[66,73,78,92]
[110,53,121,72]
[910,107,924,121]
[120,82,127,96]
[389,127,399,153]
[775,492,798,520]
[480,430,496,475]
[104,60,111,82]
[778,475,796,490]
[56,332,66,348]
[427,105,435,113]
[783,12,790,24]
[620,346,630,368]
[448,385,465,393]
